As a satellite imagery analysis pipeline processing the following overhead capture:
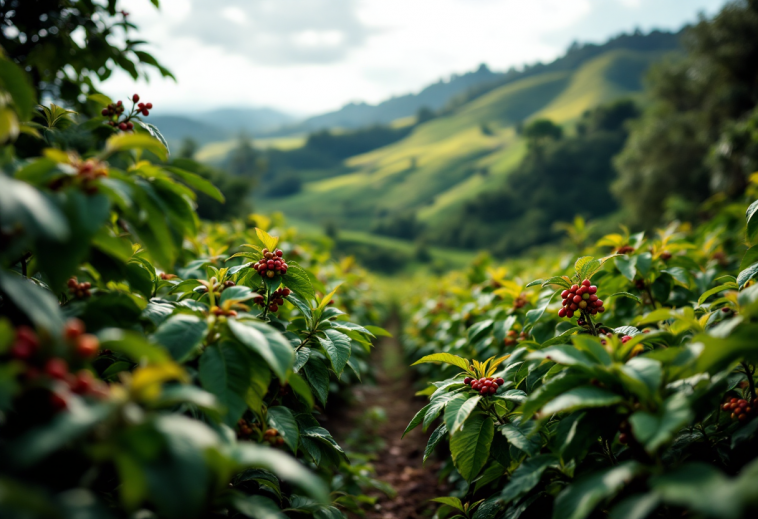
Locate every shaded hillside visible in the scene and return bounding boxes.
[256,45,673,236]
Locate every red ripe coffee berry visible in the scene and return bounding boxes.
[142,109,149,116]
[71,370,94,394]
[146,103,153,109]
[660,251,672,261]
[572,295,581,303]
[723,403,731,410]
[561,290,569,299]
[489,386,497,394]
[566,310,574,318]
[282,288,291,297]
[64,318,86,340]
[126,122,134,130]
[76,334,100,357]
[598,307,606,313]
[619,433,628,444]
[570,284,579,292]
[558,308,567,318]
[495,378,504,386]
[267,260,275,269]
[45,358,68,380]
[133,94,140,102]
[276,249,283,257]
[621,335,632,343]
[101,108,109,116]
[464,377,472,385]
[269,303,279,312]
[50,391,68,412]
[119,122,127,131]
[577,286,586,295]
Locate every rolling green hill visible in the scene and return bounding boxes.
[256,47,672,234]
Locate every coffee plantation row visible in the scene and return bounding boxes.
[400,189,758,518]
[0,54,392,519]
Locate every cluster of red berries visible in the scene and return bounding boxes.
[255,287,291,313]
[263,427,286,446]
[68,277,92,299]
[504,329,528,346]
[558,279,604,319]
[252,248,289,279]
[464,376,505,395]
[101,94,152,131]
[237,418,259,438]
[722,397,757,421]
[8,322,106,412]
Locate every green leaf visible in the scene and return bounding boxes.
[283,263,316,303]
[230,443,329,503]
[468,319,494,343]
[365,325,392,337]
[650,464,743,519]
[0,271,64,333]
[303,358,330,407]
[165,166,224,202]
[553,462,645,519]
[430,497,464,512]
[661,267,691,288]
[608,292,642,303]
[151,314,207,362]
[411,353,470,371]
[0,59,36,120]
[0,173,68,241]
[105,132,168,161]
[739,246,758,272]
[737,262,758,289]
[449,413,494,482]
[501,454,559,504]
[423,423,448,463]
[137,121,170,156]
[698,282,738,305]
[98,329,171,364]
[527,345,599,371]
[287,372,314,408]
[747,200,758,244]
[445,394,481,433]
[524,290,560,328]
[628,392,692,454]
[228,319,294,381]
[520,372,588,421]
[317,329,351,378]
[526,279,544,288]
[615,256,637,281]
[618,357,662,401]
[286,293,313,327]
[219,286,256,306]
[608,493,660,519]
[199,342,253,426]
[541,276,572,289]
[574,256,594,278]
[500,420,541,457]
[403,403,431,438]
[255,228,279,251]
[541,386,623,416]
[267,406,299,454]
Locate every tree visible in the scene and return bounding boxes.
[0,0,173,112]
[612,0,758,227]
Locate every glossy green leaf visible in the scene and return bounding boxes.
[151,314,207,362]
[228,319,294,381]
[449,412,494,482]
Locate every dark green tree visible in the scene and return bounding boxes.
[0,0,173,112]
[612,0,758,227]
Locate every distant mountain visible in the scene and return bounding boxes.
[269,64,503,135]
[151,108,296,147]
[195,107,296,135]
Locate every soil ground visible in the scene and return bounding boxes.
[325,317,449,519]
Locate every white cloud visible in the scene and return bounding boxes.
[103,0,728,115]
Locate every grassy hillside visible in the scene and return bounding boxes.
[256,48,668,233]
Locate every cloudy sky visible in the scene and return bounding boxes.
[106,0,729,116]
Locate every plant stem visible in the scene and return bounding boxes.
[742,362,756,400]
[645,285,659,309]
[262,285,272,321]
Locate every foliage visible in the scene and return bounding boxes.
[402,184,758,518]
[0,56,389,519]
[438,100,638,254]
[0,0,173,111]
[613,0,758,227]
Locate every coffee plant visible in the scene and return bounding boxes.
[0,55,391,519]
[403,192,758,518]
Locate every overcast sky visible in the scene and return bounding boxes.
[106,0,730,116]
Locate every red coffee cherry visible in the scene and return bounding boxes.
[495,378,504,386]
[464,377,472,385]
[45,358,68,380]
[132,94,140,102]
[75,334,100,357]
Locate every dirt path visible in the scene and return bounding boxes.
[326,316,448,519]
